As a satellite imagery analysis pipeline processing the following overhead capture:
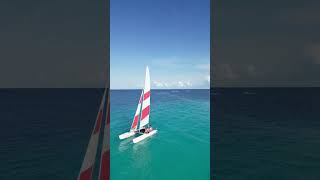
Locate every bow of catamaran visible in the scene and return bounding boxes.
[119,66,157,143]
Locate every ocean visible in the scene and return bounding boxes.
[110,89,210,180]
[0,89,210,179]
[1,88,319,179]
[0,89,105,179]
[212,88,320,180]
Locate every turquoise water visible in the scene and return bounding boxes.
[110,89,210,180]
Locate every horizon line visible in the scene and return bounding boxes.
[110,88,210,90]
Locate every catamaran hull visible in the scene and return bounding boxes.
[132,130,157,144]
[119,131,136,140]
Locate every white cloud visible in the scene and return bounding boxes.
[152,80,193,88]
[178,81,184,87]
[153,81,164,88]
[176,81,192,88]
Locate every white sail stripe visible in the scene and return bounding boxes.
[102,125,110,151]
[101,92,110,152]
[79,132,100,171]
[142,99,150,109]
[139,114,149,128]
[135,103,142,115]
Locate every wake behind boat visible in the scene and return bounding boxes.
[118,66,157,143]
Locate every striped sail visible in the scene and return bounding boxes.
[98,89,110,180]
[139,66,150,129]
[77,90,106,180]
[130,91,143,131]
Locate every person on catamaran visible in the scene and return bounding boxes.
[145,126,153,134]
[139,128,145,133]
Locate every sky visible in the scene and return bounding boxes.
[110,0,210,89]
[212,0,320,87]
[1,0,318,88]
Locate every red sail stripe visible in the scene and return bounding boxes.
[139,95,143,103]
[143,91,150,100]
[131,115,139,129]
[79,166,93,180]
[93,110,103,134]
[141,106,150,120]
[99,150,110,180]
[99,94,110,180]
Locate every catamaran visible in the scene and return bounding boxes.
[119,66,157,143]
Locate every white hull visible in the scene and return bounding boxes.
[119,131,136,140]
[132,130,157,144]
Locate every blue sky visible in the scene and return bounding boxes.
[110,0,210,89]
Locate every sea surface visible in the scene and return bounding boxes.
[0,89,210,179]
[1,88,319,180]
[110,89,210,180]
[212,88,320,180]
[0,89,106,180]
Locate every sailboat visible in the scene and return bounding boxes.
[118,66,157,144]
[78,88,109,180]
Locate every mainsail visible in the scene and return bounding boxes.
[139,66,150,129]
[130,91,143,131]
[78,89,109,180]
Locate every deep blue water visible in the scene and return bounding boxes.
[0,89,105,179]
[212,88,320,180]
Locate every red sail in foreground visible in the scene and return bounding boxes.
[99,90,110,180]
[78,89,107,180]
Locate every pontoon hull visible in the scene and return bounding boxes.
[119,131,136,140]
[132,130,157,143]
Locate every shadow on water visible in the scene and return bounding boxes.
[118,137,134,152]
[131,138,154,179]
